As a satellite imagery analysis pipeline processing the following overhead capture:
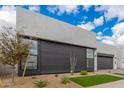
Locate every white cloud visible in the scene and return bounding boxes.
[0,5,16,25]
[94,16,104,26]
[94,6,124,46]
[77,16,104,30]
[83,5,92,11]
[96,31,103,40]
[97,31,103,36]
[29,5,40,12]
[47,5,79,15]
[95,5,124,21]
[47,6,57,14]
[111,22,124,36]
[116,34,124,46]
[96,22,124,46]
[111,22,124,46]
[77,22,95,31]
[102,39,115,46]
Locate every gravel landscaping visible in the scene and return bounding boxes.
[1,69,124,88]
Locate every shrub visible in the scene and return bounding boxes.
[61,76,70,84]
[31,76,37,79]
[34,80,47,88]
[80,70,88,75]
[108,70,112,73]
[55,74,58,77]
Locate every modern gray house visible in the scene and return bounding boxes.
[16,7,124,76]
[1,7,124,76]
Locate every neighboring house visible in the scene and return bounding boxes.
[1,7,124,76]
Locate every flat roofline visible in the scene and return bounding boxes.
[16,7,96,35]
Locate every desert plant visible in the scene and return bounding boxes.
[34,80,47,88]
[70,52,77,75]
[31,76,37,79]
[80,70,88,75]
[55,74,58,77]
[0,26,31,85]
[61,76,70,84]
[108,70,112,73]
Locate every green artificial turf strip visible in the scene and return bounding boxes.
[113,73,124,76]
[70,74,123,87]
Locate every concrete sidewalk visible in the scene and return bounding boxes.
[90,80,124,88]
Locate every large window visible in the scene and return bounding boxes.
[21,38,38,70]
[86,48,94,69]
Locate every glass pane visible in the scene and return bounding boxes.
[26,55,37,69]
[86,48,94,69]
[21,38,38,70]
[30,40,38,55]
[31,40,37,50]
[87,49,94,58]
[87,58,94,68]
[30,49,37,55]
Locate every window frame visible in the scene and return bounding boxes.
[20,36,38,71]
[86,48,94,68]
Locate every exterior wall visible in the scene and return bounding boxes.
[96,42,117,70]
[0,63,18,75]
[122,48,124,68]
[16,7,97,49]
[116,47,124,69]
[96,42,116,55]
[0,63,12,75]
[18,39,95,76]
[94,50,97,71]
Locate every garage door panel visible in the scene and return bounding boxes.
[97,55,113,70]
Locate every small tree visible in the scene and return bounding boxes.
[70,52,77,75]
[0,26,31,85]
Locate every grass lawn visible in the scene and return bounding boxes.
[70,74,123,87]
[113,73,124,76]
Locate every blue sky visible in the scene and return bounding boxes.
[0,5,124,46]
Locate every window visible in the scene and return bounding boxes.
[86,48,94,68]
[87,49,94,58]
[21,38,38,70]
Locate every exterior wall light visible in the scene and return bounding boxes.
[94,55,97,57]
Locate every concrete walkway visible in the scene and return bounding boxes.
[90,80,124,88]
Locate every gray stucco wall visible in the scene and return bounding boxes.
[116,47,124,69]
[16,7,96,48]
[96,42,117,69]
[96,42,116,55]
[0,63,12,75]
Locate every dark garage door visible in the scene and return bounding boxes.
[97,53,113,70]
[40,40,86,74]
